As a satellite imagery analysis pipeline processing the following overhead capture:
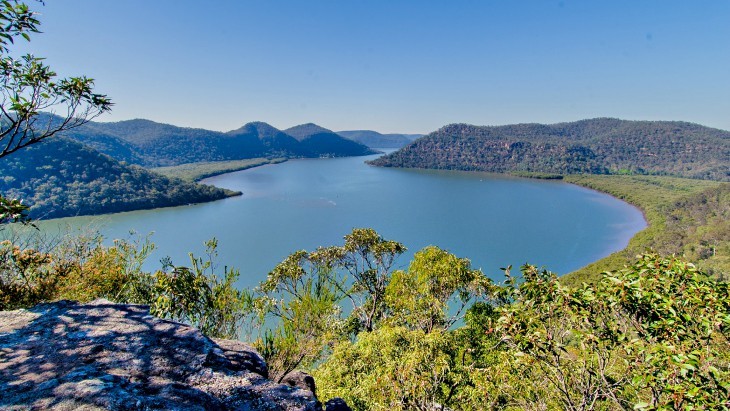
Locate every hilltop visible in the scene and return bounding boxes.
[284,123,377,157]
[369,118,730,181]
[226,121,301,158]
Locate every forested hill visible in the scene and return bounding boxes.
[284,123,377,157]
[369,118,730,181]
[82,119,232,166]
[336,130,421,148]
[225,122,301,157]
[0,138,239,219]
[72,119,375,167]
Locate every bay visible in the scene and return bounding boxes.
[36,151,646,288]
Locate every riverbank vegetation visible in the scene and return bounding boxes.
[564,175,729,283]
[152,158,287,182]
[1,228,728,410]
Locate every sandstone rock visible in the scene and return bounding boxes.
[0,299,320,410]
[213,338,269,379]
[281,371,317,398]
[323,398,352,411]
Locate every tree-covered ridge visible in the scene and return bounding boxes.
[225,122,301,158]
[284,123,378,157]
[66,118,376,167]
[336,130,421,148]
[82,119,267,167]
[369,118,730,181]
[0,137,239,219]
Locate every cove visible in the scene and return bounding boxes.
[39,152,646,289]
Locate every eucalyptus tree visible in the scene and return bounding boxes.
[0,0,111,224]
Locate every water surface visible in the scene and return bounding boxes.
[37,152,646,288]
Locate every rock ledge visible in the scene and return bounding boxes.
[0,299,321,410]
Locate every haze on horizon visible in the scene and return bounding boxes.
[17,0,730,134]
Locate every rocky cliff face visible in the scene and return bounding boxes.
[0,299,340,410]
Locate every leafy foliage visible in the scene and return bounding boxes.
[370,119,730,181]
[255,228,494,397]
[0,0,112,225]
[0,230,153,310]
[0,238,60,309]
[254,249,346,382]
[0,232,250,340]
[0,194,28,224]
[385,246,491,333]
[494,254,730,410]
[0,0,111,158]
[249,229,408,381]
[315,326,461,411]
[150,239,251,339]
[316,252,730,411]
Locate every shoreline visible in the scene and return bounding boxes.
[15,157,720,282]
[152,158,288,182]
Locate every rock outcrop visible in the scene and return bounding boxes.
[0,299,323,410]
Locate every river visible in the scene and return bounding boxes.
[35,151,646,288]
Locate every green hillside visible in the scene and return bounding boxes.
[284,123,377,157]
[0,138,239,219]
[370,118,730,181]
[226,122,301,158]
[83,119,266,167]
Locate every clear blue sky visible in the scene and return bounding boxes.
[15,0,730,134]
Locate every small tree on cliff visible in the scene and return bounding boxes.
[0,0,112,224]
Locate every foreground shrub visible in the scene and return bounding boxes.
[0,239,60,310]
[150,238,252,339]
[494,253,730,410]
[0,232,251,340]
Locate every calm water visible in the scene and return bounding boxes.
[36,152,646,288]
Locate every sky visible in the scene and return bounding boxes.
[14,0,730,134]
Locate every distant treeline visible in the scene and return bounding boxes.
[370,118,730,181]
[71,118,376,167]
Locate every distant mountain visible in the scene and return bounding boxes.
[337,130,422,148]
[284,123,377,157]
[0,138,239,219]
[369,118,730,181]
[226,122,301,157]
[68,118,376,166]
